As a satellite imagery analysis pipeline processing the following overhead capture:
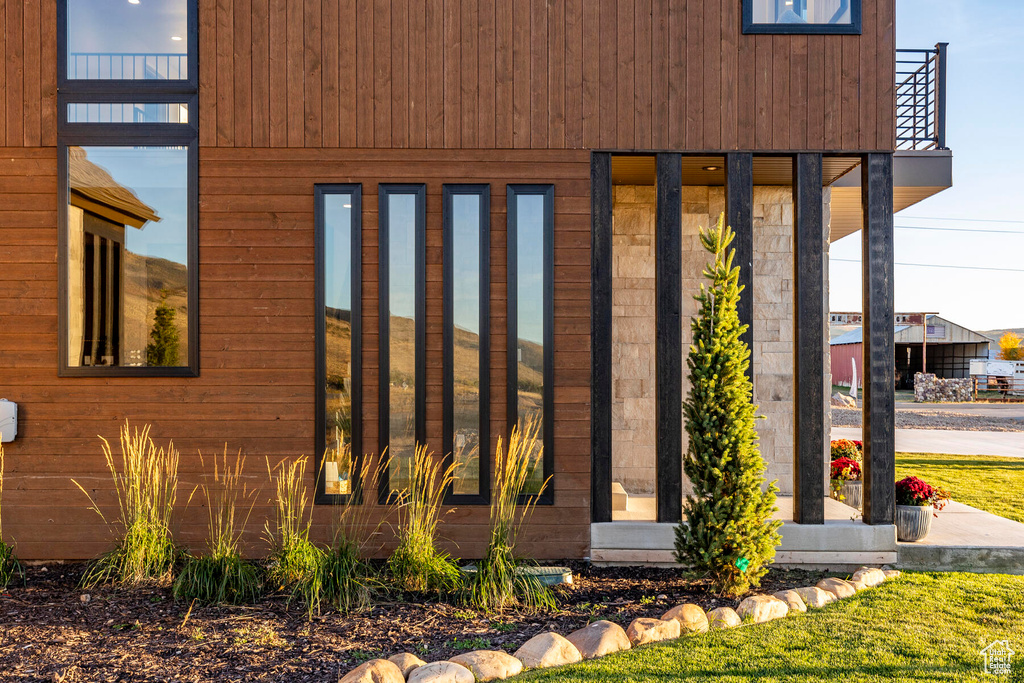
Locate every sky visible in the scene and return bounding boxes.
[828,0,1024,332]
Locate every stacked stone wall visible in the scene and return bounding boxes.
[611,185,814,498]
[914,372,973,402]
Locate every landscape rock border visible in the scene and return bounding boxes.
[339,567,902,682]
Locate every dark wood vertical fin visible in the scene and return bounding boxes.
[726,152,754,386]
[656,153,682,524]
[591,152,613,524]
[861,153,896,526]
[793,153,826,525]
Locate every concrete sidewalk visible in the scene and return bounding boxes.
[832,427,1024,458]
[898,501,1024,574]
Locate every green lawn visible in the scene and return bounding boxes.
[895,452,1024,524]
[519,572,1024,682]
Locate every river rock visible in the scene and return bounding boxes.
[448,651,523,681]
[772,590,807,613]
[793,586,836,608]
[736,595,789,623]
[340,659,406,683]
[817,577,857,599]
[514,632,582,669]
[565,620,631,659]
[707,606,742,629]
[625,617,681,645]
[852,567,887,587]
[407,662,474,683]
[388,653,427,678]
[662,604,709,633]
[883,569,902,580]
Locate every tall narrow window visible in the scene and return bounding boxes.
[58,0,198,377]
[443,186,490,504]
[507,185,554,502]
[316,186,362,503]
[379,185,426,500]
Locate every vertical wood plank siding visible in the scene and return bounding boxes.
[2,1,894,149]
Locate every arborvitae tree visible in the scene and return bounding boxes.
[146,294,181,367]
[674,214,781,597]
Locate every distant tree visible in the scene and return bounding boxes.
[147,294,181,367]
[997,332,1023,361]
[673,214,781,597]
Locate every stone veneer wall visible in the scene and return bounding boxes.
[611,186,657,494]
[612,185,829,498]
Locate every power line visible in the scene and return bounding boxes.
[895,224,1024,235]
[898,215,1024,225]
[830,258,1024,274]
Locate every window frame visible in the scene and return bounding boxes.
[442,184,491,506]
[57,0,199,94]
[57,135,200,378]
[57,0,199,377]
[377,184,427,504]
[506,184,555,506]
[314,184,363,505]
[742,0,862,34]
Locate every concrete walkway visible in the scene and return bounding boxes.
[898,501,1024,574]
[832,426,1024,458]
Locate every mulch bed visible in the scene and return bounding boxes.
[0,562,828,682]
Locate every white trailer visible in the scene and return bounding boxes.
[970,359,1024,396]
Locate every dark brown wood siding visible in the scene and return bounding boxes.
[2,0,895,151]
[0,146,591,561]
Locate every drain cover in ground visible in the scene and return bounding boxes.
[460,565,573,586]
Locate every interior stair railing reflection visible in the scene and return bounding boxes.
[67,53,188,81]
[896,43,948,151]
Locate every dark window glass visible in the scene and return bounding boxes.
[508,186,553,500]
[380,186,426,498]
[66,145,190,369]
[444,186,490,502]
[322,191,358,497]
[744,0,860,33]
[67,0,189,80]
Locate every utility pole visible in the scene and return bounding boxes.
[922,312,928,375]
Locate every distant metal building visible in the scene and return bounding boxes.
[831,314,992,390]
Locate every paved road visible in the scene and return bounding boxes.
[831,426,1024,458]
[894,401,1024,419]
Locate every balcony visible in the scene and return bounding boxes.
[828,43,953,241]
[897,44,949,151]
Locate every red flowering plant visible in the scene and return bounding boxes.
[829,457,862,500]
[830,439,862,463]
[895,476,951,515]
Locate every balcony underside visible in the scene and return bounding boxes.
[829,149,953,242]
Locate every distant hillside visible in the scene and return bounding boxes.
[980,328,1024,342]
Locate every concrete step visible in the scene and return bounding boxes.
[898,543,1024,575]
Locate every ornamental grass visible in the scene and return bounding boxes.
[464,419,555,613]
[75,422,182,587]
[173,448,262,605]
[0,445,23,589]
[386,444,462,594]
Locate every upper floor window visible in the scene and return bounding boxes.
[62,0,195,85]
[743,0,861,34]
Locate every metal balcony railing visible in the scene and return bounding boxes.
[67,53,188,81]
[896,43,948,151]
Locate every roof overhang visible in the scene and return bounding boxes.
[828,149,953,242]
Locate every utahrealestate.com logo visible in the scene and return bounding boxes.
[981,640,1014,676]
